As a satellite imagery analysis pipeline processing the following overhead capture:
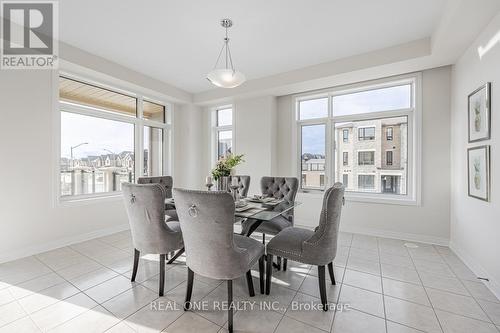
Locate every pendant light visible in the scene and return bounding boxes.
[207,19,246,88]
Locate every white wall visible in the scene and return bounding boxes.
[232,96,278,194]
[450,12,500,297]
[276,66,452,244]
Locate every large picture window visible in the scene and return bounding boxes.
[59,76,170,200]
[296,76,418,203]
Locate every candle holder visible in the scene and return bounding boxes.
[206,183,214,191]
[230,184,240,202]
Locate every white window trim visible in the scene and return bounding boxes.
[211,105,233,165]
[293,72,422,206]
[54,72,173,205]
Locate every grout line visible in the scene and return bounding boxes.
[376,237,389,333]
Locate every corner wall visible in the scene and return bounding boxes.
[450,12,500,297]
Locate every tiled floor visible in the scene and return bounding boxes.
[1,230,499,333]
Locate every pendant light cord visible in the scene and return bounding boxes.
[212,24,236,72]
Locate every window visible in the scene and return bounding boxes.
[296,75,418,203]
[342,174,348,188]
[59,76,170,199]
[214,107,233,160]
[358,151,375,165]
[342,129,349,142]
[300,124,326,189]
[358,127,375,141]
[386,150,393,166]
[358,175,375,190]
[386,127,393,140]
[343,152,348,166]
[299,97,328,120]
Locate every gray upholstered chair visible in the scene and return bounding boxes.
[137,176,178,221]
[173,189,265,333]
[266,183,345,311]
[241,177,298,269]
[228,175,251,197]
[122,183,184,296]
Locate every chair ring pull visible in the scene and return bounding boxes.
[130,194,136,204]
[188,204,198,218]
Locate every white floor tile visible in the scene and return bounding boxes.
[29,292,97,331]
[163,312,220,333]
[386,320,429,333]
[101,285,158,319]
[382,278,430,306]
[50,305,120,333]
[418,271,469,295]
[123,302,183,332]
[70,267,119,291]
[85,275,135,304]
[426,288,490,322]
[0,301,26,327]
[17,281,80,314]
[275,316,324,333]
[462,280,499,303]
[384,296,441,333]
[0,316,40,333]
[436,309,498,333]
[477,299,500,325]
[338,284,384,318]
[284,292,335,331]
[332,308,386,333]
[7,272,65,300]
[343,269,382,293]
[381,263,421,285]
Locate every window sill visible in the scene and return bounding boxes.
[58,193,123,207]
[297,190,419,206]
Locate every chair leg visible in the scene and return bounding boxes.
[283,259,288,271]
[184,267,194,310]
[159,254,166,296]
[246,270,255,297]
[266,254,273,295]
[277,257,282,271]
[262,233,266,244]
[328,262,336,285]
[167,247,185,264]
[318,265,328,311]
[259,255,265,294]
[227,280,233,333]
[131,249,140,282]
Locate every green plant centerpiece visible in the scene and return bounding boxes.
[211,154,244,190]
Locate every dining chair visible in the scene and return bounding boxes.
[241,177,298,270]
[122,183,184,296]
[173,188,265,333]
[265,183,345,311]
[137,176,178,221]
[228,175,251,197]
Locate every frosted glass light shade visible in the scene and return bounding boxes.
[207,69,246,88]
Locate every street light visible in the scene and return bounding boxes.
[70,142,89,168]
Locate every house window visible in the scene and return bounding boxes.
[358,127,375,141]
[342,174,348,188]
[386,127,393,140]
[343,129,349,142]
[300,124,326,189]
[59,76,170,199]
[296,76,417,202]
[386,150,393,166]
[358,175,375,190]
[214,107,233,160]
[358,151,375,165]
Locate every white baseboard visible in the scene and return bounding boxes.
[449,241,500,301]
[0,224,131,264]
[295,219,450,246]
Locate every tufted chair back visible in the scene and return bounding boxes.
[302,183,345,265]
[122,183,182,254]
[173,189,254,280]
[137,176,173,198]
[260,177,299,222]
[228,175,251,197]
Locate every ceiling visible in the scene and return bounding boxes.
[59,0,447,94]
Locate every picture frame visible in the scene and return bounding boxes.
[468,82,491,143]
[467,145,490,202]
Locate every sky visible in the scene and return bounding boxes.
[61,112,134,158]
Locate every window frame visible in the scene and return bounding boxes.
[357,150,375,166]
[212,105,233,164]
[56,73,172,203]
[386,127,394,141]
[386,150,394,166]
[293,73,422,206]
